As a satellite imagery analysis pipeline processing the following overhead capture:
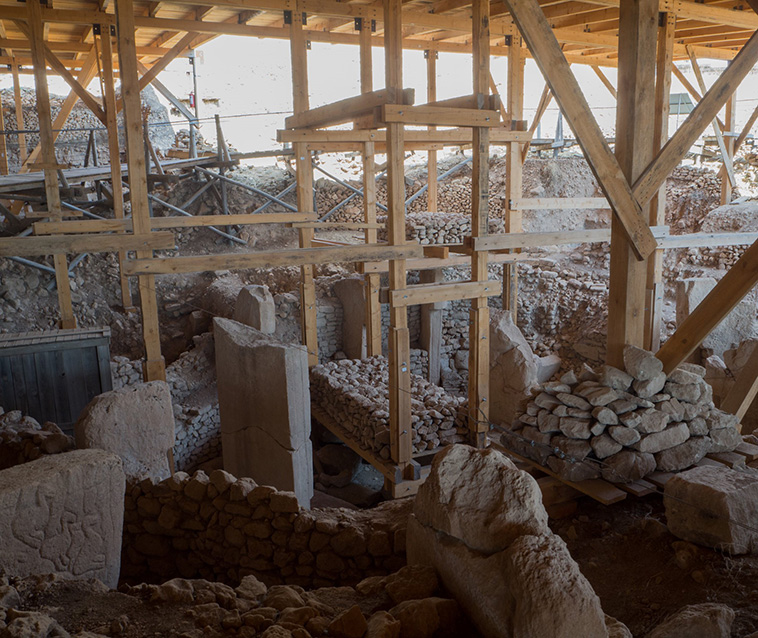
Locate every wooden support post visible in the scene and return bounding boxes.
[385,0,413,474]
[426,49,438,213]
[99,28,134,311]
[115,0,165,381]
[645,11,675,352]
[359,24,382,358]
[721,90,737,205]
[0,89,8,175]
[420,268,443,385]
[27,0,76,330]
[503,34,524,321]
[606,0,657,367]
[468,0,491,447]
[522,82,552,162]
[290,4,318,367]
[11,58,27,165]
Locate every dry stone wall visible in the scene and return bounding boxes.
[502,346,743,484]
[309,357,468,460]
[122,469,410,588]
[377,212,505,245]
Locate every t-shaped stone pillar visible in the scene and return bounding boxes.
[214,317,313,508]
[233,285,276,334]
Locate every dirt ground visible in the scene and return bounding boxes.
[552,496,758,637]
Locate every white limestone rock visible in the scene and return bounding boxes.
[665,465,758,554]
[624,345,664,382]
[75,381,175,482]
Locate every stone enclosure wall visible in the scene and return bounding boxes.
[122,469,410,588]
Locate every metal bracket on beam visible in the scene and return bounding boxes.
[371,19,376,32]
[283,10,292,24]
[355,16,362,31]
[93,23,101,35]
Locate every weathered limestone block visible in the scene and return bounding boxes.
[407,445,607,638]
[646,603,735,638]
[0,450,124,588]
[334,277,367,360]
[654,436,710,472]
[233,285,276,334]
[214,318,313,508]
[407,520,607,638]
[665,465,758,554]
[413,445,548,554]
[677,278,758,357]
[489,310,539,427]
[624,345,664,382]
[601,450,656,483]
[75,381,175,482]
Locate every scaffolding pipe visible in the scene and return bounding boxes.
[196,167,299,212]
[147,193,247,245]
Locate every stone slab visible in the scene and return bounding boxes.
[0,449,125,588]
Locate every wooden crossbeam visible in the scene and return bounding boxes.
[0,232,175,257]
[122,243,424,275]
[657,238,758,373]
[278,128,532,143]
[511,197,609,210]
[380,104,500,127]
[633,30,758,207]
[504,0,656,261]
[284,88,412,129]
[386,280,501,307]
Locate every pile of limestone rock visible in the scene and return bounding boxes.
[0,409,73,471]
[310,357,468,459]
[377,212,505,245]
[502,345,744,484]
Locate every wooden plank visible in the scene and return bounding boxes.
[617,479,656,497]
[721,347,758,422]
[536,476,582,506]
[123,244,423,276]
[657,238,758,373]
[511,197,610,210]
[380,104,500,127]
[290,221,384,230]
[646,471,675,489]
[504,0,657,262]
[285,88,408,130]
[388,280,501,307]
[0,89,7,175]
[0,232,175,257]
[735,441,758,462]
[426,51,438,213]
[361,251,529,274]
[633,30,758,207]
[471,228,612,251]
[11,58,27,164]
[278,128,532,144]
[493,443,627,505]
[592,65,617,99]
[35,213,319,234]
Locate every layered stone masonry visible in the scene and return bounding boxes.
[122,469,410,588]
[309,357,468,460]
[502,346,744,484]
[377,212,505,245]
[0,409,74,471]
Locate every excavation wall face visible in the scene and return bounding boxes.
[214,318,313,507]
[0,449,125,588]
[121,469,409,588]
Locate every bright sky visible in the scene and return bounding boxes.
[3,35,756,167]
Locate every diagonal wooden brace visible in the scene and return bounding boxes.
[504,0,656,261]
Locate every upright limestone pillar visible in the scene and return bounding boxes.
[214,317,313,508]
